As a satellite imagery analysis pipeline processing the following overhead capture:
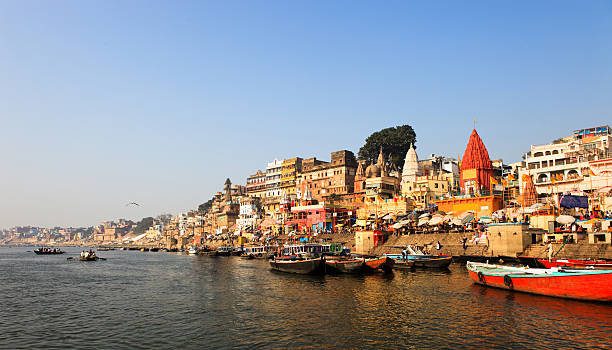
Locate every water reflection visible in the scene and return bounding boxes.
[0,248,610,350]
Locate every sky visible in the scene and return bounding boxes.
[1,1,611,228]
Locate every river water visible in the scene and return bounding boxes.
[0,247,610,349]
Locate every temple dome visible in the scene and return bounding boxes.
[365,163,380,178]
[402,144,422,181]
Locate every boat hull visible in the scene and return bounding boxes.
[364,257,394,272]
[34,250,64,255]
[539,259,612,270]
[325,259,364,274]
[467,263,612,302]
[269,258,324,275]
[393,260,415,270]
[412,256,452,268]
[79,256,98,261]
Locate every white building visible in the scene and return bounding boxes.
[519,125,611,196]
[266,158,283,198]
[236,197,261,231]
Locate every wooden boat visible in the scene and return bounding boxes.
[393,260,416,270]
[33,248,64,255]
[364,256,394,272]
[215,247,233,256]
[538,258,612,270]
[80,255,98,261]
[325,258,364,274]
[97,247,115,251]
[269,257,325,275]
[384,254,452,268]
[467,261,612,302]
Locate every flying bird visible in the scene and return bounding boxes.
[126,202,140,207]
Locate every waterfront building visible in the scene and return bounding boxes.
[401,145,456,209]
[280,157,303,199]
[237,196,262,232]
[264,158,283,217]
[296,150,358,202]
[435,128,503,217]
[518,125,612,198]
[363,148,400,201]
[246,170,267,198]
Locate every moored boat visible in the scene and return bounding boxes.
[269,257,325,275]
[215,247,233,256]
[325,258,364,274]
[363,256,394,272]
[393,260,416,270]
[467,261,612,302]
[187,247,199,255]
[538,258,612,270]
[411,256,452,268]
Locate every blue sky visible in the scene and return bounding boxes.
[1,1,610,228]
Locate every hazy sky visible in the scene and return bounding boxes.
[1,1,610,228]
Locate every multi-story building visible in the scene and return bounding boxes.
[246,170,267,198]
[296,150,358,202]
[237,196,262,231]
[519,125,611,195]
[264,158,284,216]
[280,157,303,199]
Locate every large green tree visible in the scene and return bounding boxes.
[358,125,417,170]
[198,198,214,214]
[134,217,155,234]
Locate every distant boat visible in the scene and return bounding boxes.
[538,258,612,270]
[325,258,364,274]
[80,255,98,261]
[187,247,199,255]
[269,257,325,275]
[215,247,233,256]
[33,248,64,255]
[467,261,612,302]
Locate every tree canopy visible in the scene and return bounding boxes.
[198,198,214,214]
[357,125,417,170]
[134,217,154,234]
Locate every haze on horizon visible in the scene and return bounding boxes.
[1,1,610,229]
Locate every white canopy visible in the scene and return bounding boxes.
[556,215,576,225]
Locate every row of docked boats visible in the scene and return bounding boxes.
[269,255,396,275]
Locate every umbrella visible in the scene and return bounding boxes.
[392,222,404,230]
[418,218,429,226]
[428,216,443,226]
[433,210,446,216]
[478,217,492,224]
[555,215,576,225]
[443,214,454,222]
[529,203,545,210]
[451,218,463,226]
[419,213,431,219]
[460,212,475,224]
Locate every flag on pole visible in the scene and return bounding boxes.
[589,168,597,176]
[490,177,498,185]
[508,174,516,181]
[521,174,530,182]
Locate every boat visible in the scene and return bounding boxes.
[384,245,452,268]
[80,255,99,261]
[33,248,64,255]
[187,247,199,255]
[215,247,233,256]
[269,257,325,275]
[393,260,416,270]
[97,247,115,251]
[466,261,612,302]
[538,258,612,270]
[363,256,395,272]
[325,258,365,274]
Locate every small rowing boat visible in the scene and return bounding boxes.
[467,261,612,302]
[363,256,394,273]
[325,258,364,274]
[34,248,64,255]
[269,257,325,275]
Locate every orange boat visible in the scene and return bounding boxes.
[364,256,394,272]
[467,262,612,302]
[538,258,612,270]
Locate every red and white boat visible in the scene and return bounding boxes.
[467,262,612,302]
[538,258,612,270]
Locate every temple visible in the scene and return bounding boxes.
[435,129,503,217]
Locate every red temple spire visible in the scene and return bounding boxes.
[460,129,494,194]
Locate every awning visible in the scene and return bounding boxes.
[355,219,367,227]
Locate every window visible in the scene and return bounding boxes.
[435,183,439,188]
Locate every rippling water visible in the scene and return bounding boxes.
[0,247,610,349]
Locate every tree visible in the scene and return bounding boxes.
[198,198,214,214]
[134,217,154,234]
[358,125,416,171]
[156,213,173,225]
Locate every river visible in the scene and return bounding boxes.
[0,247,610,349]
